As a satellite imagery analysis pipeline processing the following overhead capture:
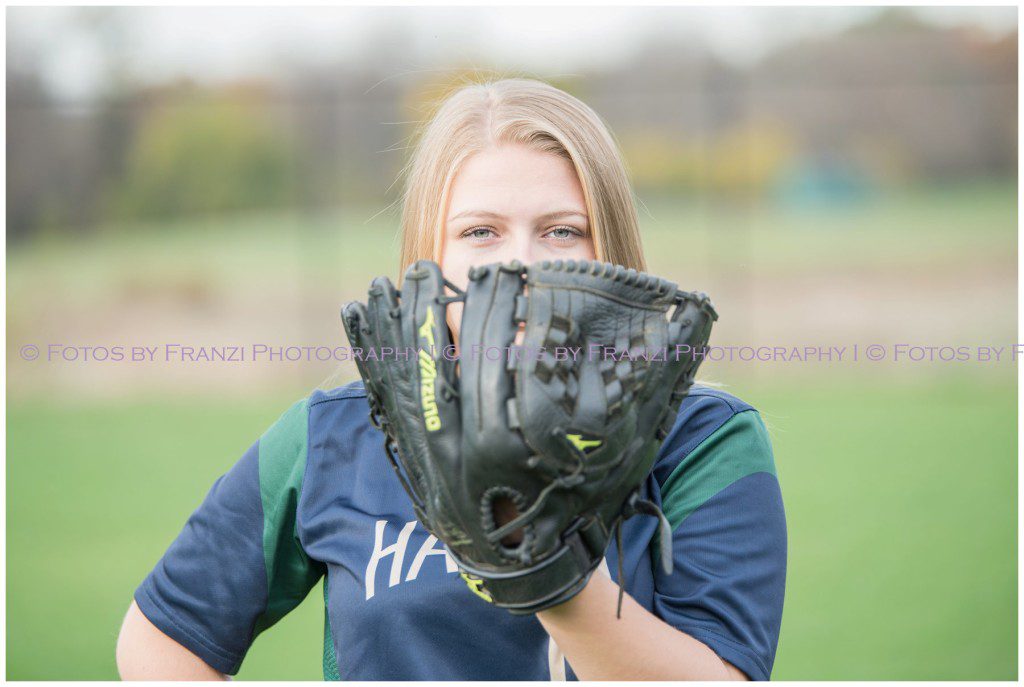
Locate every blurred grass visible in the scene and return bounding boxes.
[5,396,328,680]
[756,374,1017,680]
[6,373,1016,679]
[7,209,400,311]
[7,181,1016,310]
[640,181,1017,278]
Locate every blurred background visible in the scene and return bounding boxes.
[6,6,1017,680]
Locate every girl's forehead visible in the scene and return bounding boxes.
[448,148,585,212]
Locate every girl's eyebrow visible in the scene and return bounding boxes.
[447,209,589,222]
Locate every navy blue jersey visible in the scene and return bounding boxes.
[134,381,786,680]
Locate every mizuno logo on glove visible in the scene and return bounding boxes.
[418,309,441,431]
[566,433,603,455]
[460,572,494,603]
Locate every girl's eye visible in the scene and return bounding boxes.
[546,225,582,241]
[463,227,497,240]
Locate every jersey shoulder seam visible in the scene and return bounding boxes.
[687,406,762,455]
[685,385,755,415]
[309,384,368,407]
[654,391,766,488]
[664,399,760,466]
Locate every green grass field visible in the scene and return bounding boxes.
[6,374,1016,680]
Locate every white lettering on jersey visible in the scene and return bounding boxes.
[365,520,416,600]
[406,534,458,581]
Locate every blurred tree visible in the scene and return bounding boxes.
[621,120,797,198]
[6,7,1016,239]
[619,131,706,191]
[707,120,797,197]
[106,84,293,222]
[7,71,56,239]
[752,9,1016,181]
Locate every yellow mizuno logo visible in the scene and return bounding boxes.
[567,433,602,453]
[460,572,494,603]
[418,308,441,431]
[418,308,436,347]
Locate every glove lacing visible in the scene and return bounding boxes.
[614,491,674,619]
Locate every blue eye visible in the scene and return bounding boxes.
[546,226,580,240]
[464,227,496,240]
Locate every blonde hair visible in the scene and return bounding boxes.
[322,77,724,393]
[397,77,645,275]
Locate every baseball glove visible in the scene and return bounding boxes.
[341,258,717,614]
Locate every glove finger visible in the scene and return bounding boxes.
[341,300,385,405]
[398,260,477,543]
[365,275,413,407]
[342,293,429,514]
[399,260,461,457]
[459,261,529,459]
[363,274,436,506]
[655,290,718,438]
[668,290,717,386]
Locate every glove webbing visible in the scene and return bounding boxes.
[486,457,585,545]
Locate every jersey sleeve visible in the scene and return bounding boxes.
[133,398,324,675]
[653,401,787,681]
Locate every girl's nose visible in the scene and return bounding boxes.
[505,227,535,266]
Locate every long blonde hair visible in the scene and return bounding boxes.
[397,77,645,275]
